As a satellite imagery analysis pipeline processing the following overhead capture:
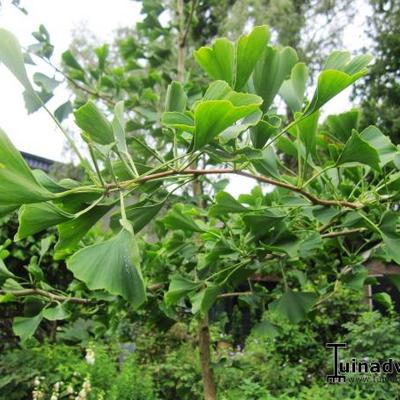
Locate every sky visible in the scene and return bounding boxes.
[0,0,370,196]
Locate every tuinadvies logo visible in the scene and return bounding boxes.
[326,343,400,384]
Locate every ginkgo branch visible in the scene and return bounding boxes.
[106,168,362,209]
[321,228,367,238]
[217,291,253,298]
[0,289,92,304]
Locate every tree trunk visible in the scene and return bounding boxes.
[198,316,217,400]
[177,0,186,82]
[175,2,217,398]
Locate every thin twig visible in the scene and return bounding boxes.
[33,52,115,106]
[180,0,198,47]
[321,228,367,238]
[106,168,363,209]
[217,291,252,299]
[0,289,92,304]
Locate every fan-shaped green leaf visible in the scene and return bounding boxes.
[252,319,280,338]
[251,146,281,179]
[54,204,112,259]
[279,62,308,113]
[67,224,146,307]
[379,211,400,264]
[190,285,220,314]
[0,128,55,205]
[327,110,360,143]
[373,292,392,309]
[161,111,194,132]
[269,290,317,323]
[336,130,380,170]
[13,313,43,342]
[162,204,204,233]
[292,110,320,156]
[165,81,187,112]
[62,49,84,71]
[0,259,16,280]
[0,28,35,93]
[54,100,73,123]
[243,211,286,240]
[305,53,372,116]
[361,125,397,166]
[235,25,270,90]
[16,202,73,240]
[74,101,114,145]
[110,199,165,232]
[165,274,200,306]
[250,115,281,149]
[194,38,235,87]
[209,191,248,217]
[43,304,70,321]
[219,110,262,144]
[193,81,262,150]
[253,46,298,112]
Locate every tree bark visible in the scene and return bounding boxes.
[198,316,217,400]
[177,0,186,82]
[175,2,217,398]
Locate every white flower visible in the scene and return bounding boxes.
[82,377,91,392]
[85,348,95,365]
[53,381,61,392]
[33,377,41,387]
[32,389,44,400]
[50,394,58,400]
[77,388,87,400]
[66,384,74,394]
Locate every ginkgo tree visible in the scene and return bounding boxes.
[1,24,400,400]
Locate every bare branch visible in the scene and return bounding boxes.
[180,0,198,47]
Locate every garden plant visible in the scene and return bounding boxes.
[1,3,400,399]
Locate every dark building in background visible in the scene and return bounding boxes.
[20,151,54,172]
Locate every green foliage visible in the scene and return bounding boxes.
[0,28,35,94]
[74,101,114,145]
[108,354,157,400]
[0,343,120,400]
[12,314,43,343]
[194,38,236,86]
[279,62,309,113]
[67,223,146,307]
[253,46,298,112]
[355,0,400,143]
[194,25,270,90]
[16,203,73,240]
[0,10,399,399]
[304,52,372,117]
[0,128,54,205]
[268,290,317,324]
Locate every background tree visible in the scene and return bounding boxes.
[2,2,400,400]
[354,0,400,143]
[220,0,355,74]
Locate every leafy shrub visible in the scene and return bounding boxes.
[108,354,157,400]
[0,343,116,400]
[340,311,400,399]
[151,342,203,400]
